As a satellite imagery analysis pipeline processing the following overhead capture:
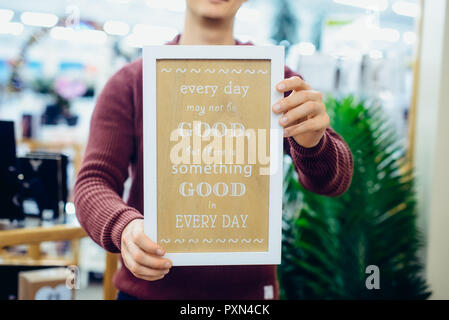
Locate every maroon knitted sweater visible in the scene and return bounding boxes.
[74,35,353,300]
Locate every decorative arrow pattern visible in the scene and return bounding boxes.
[159,68,268,75]
[159,238,264,244]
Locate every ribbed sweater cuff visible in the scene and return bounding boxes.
[288,131,328,158]
[109,209,144,252]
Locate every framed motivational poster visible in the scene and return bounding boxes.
[143,45,284,266]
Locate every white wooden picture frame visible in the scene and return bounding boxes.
[143,45,284,266]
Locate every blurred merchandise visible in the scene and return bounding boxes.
[0,120,24,221]
[18,268,73,300]
[18,152,68,220]
[0,265,57,300]
[0,123,70,222]
[21,113,39,138]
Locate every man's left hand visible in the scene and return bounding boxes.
[272,76,329,148]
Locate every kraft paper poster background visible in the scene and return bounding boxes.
[156,59,271,253]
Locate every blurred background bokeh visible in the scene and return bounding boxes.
[0,0,448,300]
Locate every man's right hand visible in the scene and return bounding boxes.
[120,219,172,281]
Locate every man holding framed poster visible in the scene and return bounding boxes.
[75,0,353,300]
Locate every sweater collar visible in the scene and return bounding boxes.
[166,33,252,46]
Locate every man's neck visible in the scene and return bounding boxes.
[179,10,235,45]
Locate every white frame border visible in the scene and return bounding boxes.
[143,45,284,266]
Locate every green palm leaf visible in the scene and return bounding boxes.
[279,96,431,300]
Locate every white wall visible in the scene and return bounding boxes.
[415,0,449,299]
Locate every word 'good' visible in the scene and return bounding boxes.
[179,182,246,197]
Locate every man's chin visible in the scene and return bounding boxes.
[187,0,238,21]
[198,10,231,21]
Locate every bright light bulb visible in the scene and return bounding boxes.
[21,11,58,28]
[0,9,14,22]
[392,1,420,18]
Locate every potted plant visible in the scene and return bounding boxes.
[279,96,430,299]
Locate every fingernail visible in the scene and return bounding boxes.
[156,248,164,256]
[283,129,289,137]
[163,269,170,274]
[273,103,281,112]
[280,116,288,124]
[164,262,171,268]
[277,83,285,90]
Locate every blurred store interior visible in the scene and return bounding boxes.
[0,0,448,300]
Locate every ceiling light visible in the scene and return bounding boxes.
[392,1,420,18]
[333,0,389,12]
[0,9,14,22]
[21,11,58,28]
[103,20,130,36]
[0,22,24,35]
